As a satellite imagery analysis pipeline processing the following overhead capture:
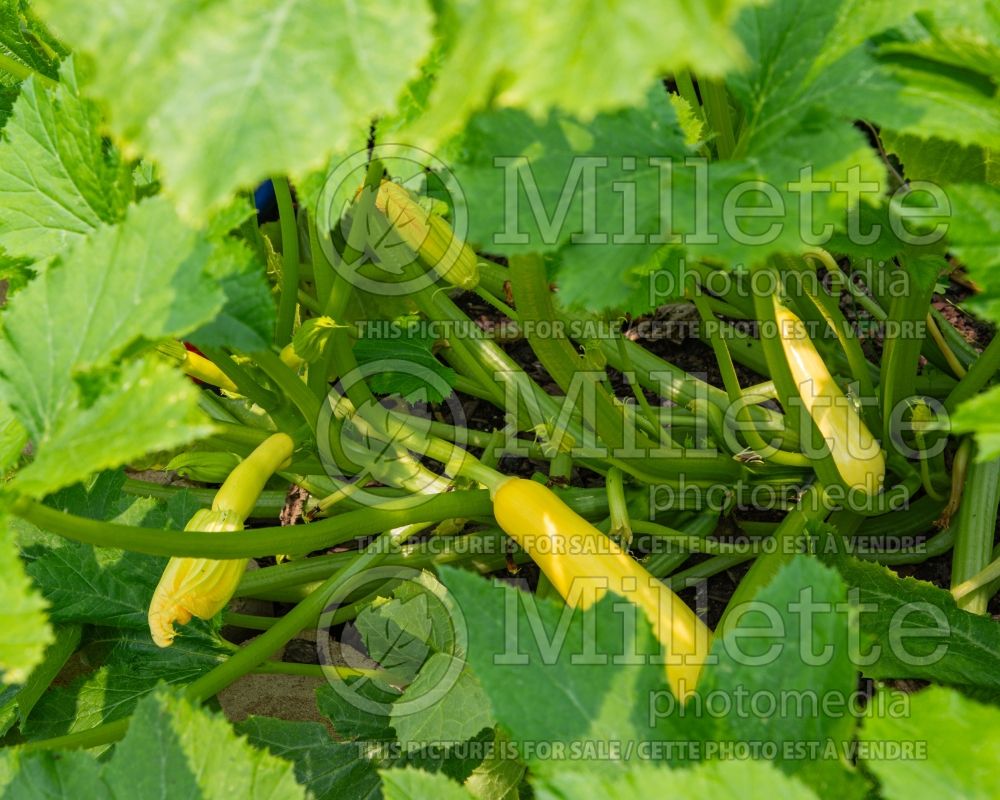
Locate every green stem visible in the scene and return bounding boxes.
[716,483,830,633]
[252,348,320,426]
[183,523,426,702]
[700,79,736,159]
[950,450,1000,614]
[273,176,300,346]
[11,490,493,558]
[691,285,811,468]
[673,69,705,121]
[252,660,383,680]
[199,346,279,413]
[605,467,632,546]
[952,547,1000,605]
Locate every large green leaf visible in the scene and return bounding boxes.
[34,0,434,220]
[2,687,307,798]
[238,716,381,800]
[694,556,866,799]
[13,358,213,497]
[860,687,1000,800]
[869,6,1000,150]
[23,628,227,741]
[437,567,670,762]
[823,555,1000,689]
[0,196,224,440]
[404,0,753,149]
[0,196,231,496]
[0,62,132,268]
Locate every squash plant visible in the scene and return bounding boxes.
[0,0,998,798]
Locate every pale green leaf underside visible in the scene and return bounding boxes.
[34,0,434,220]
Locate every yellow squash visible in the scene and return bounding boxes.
[493,477,710,699]
[773,297,885,493]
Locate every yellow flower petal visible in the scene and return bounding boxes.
[148,509,247,648]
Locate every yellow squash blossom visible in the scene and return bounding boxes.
[148,509,247,648]
[148,433,294,647]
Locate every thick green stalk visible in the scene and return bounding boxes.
[879,255,938,444]
[273,176,300,346]
[950,450,1000,614]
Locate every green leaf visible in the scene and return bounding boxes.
[532,760,820,800]
[882,132,998,185]
[7,687,307,798]
[954,386,1000,459]
[189,237,276,352]
[869,7,1000,150]
[238,716,381,800]
[452,93,884,312]
[23,628,227,741]
[0,623,80,736]
[381,767,475,800]
[694,556,865,799]
[34,0,434,220]
[0,62,132,268]
[0,0,61,80]
[0,524,52,685]
[0,196,224,441]
[316,680,489,790]
[436,567,668,762]
[943,183,1000,322]
[13,358,213,497]
[0,400,27,472]
[823,555,1000,689]
[404,0,753,149]
[0,749,109,799]
[0,196,234,495]
[870,56,1000,151]
[353,573,493,749]
[317,679,399,743]
[354,336,457,404]
[728,0,934,151]
[17,472,192,629]
[391,653,492,748]
[860,687,1000,800]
